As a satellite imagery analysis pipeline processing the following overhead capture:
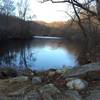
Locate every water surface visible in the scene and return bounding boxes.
[0,37,79,71]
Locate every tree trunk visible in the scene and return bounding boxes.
[96,0,100,20]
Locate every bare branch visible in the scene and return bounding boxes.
[71,0,88,39]
[42,0,97,16]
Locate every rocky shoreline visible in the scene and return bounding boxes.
[0,62,100,100]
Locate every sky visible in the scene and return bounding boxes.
[28,0,73,22]
[15,0,88,22]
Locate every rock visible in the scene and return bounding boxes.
[0,67,17,79]
[8,86,29,96]
[0,96,23,100]
[48,71,56,77]
[65,90,82,100]
[42,93,68,100]
[56,69,63,74]
[39,83,60,95]
[18,68,34,78]
[39,84,82,100]
[24,90,41,100]
[39,83,68,100]
[63,62,100,80]
[42,92,81,100]
[66,78,88,90]
[42,93,54,100]
[9,76,29,83]
[32,77,42,85]
[0,96,8,100]
[65,77,74,81]
[56,67,71,74]
[84,90,100,100]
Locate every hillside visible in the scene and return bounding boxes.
[0,14,67,40]
[0,13,100,41]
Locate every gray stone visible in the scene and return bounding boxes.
[24,90,41,100]
[39,83,60,95]
[66,78,88,90]
[42,93,54,100]
[48,71,56,77]
[0,96,24,100]
[19,68,34,77]
[32,77,42,85]
[65,90,82,100]
[39,84,62,100]
[9,76,29,83]
[56,67,71,74]
[42,93,68,100]
[40,84,82,100]
[8,86,28,96]
[0,96,8,100]
[84,90,100,100]
[64,62,100,78]
[40,83,78,100]
[53,94,72,100]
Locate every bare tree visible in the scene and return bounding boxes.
[17,0,29,20]
[96,0,100,20]
[0,0,15,16]
[42,0,100,63]
[41,0,100,20]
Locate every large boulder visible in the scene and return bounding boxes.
[84,90,100,100]
[39,83,60,95]
[9,76,29,83]
[24,90,41,100]
[65,90,82,100]
[66,78,88,91]
[63,62,100,80]
[39,83,82,100]
[18,68,34,78]
[0,67,17,79]
[32,77,42,85]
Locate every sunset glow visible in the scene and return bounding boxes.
[29,0,72,22]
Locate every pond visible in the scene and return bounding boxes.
[0,36,79,71]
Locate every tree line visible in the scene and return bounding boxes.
[42,0,100,40]
[0,0,34,20]
[42,0,100,63]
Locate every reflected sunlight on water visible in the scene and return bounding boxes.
[30,46,78,70]
[0,37,79,71]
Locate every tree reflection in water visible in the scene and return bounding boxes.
[0,38,79,71]
[0,39,36,69]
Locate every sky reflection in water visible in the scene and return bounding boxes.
[0,38,78,71]
[29,46,78,70]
